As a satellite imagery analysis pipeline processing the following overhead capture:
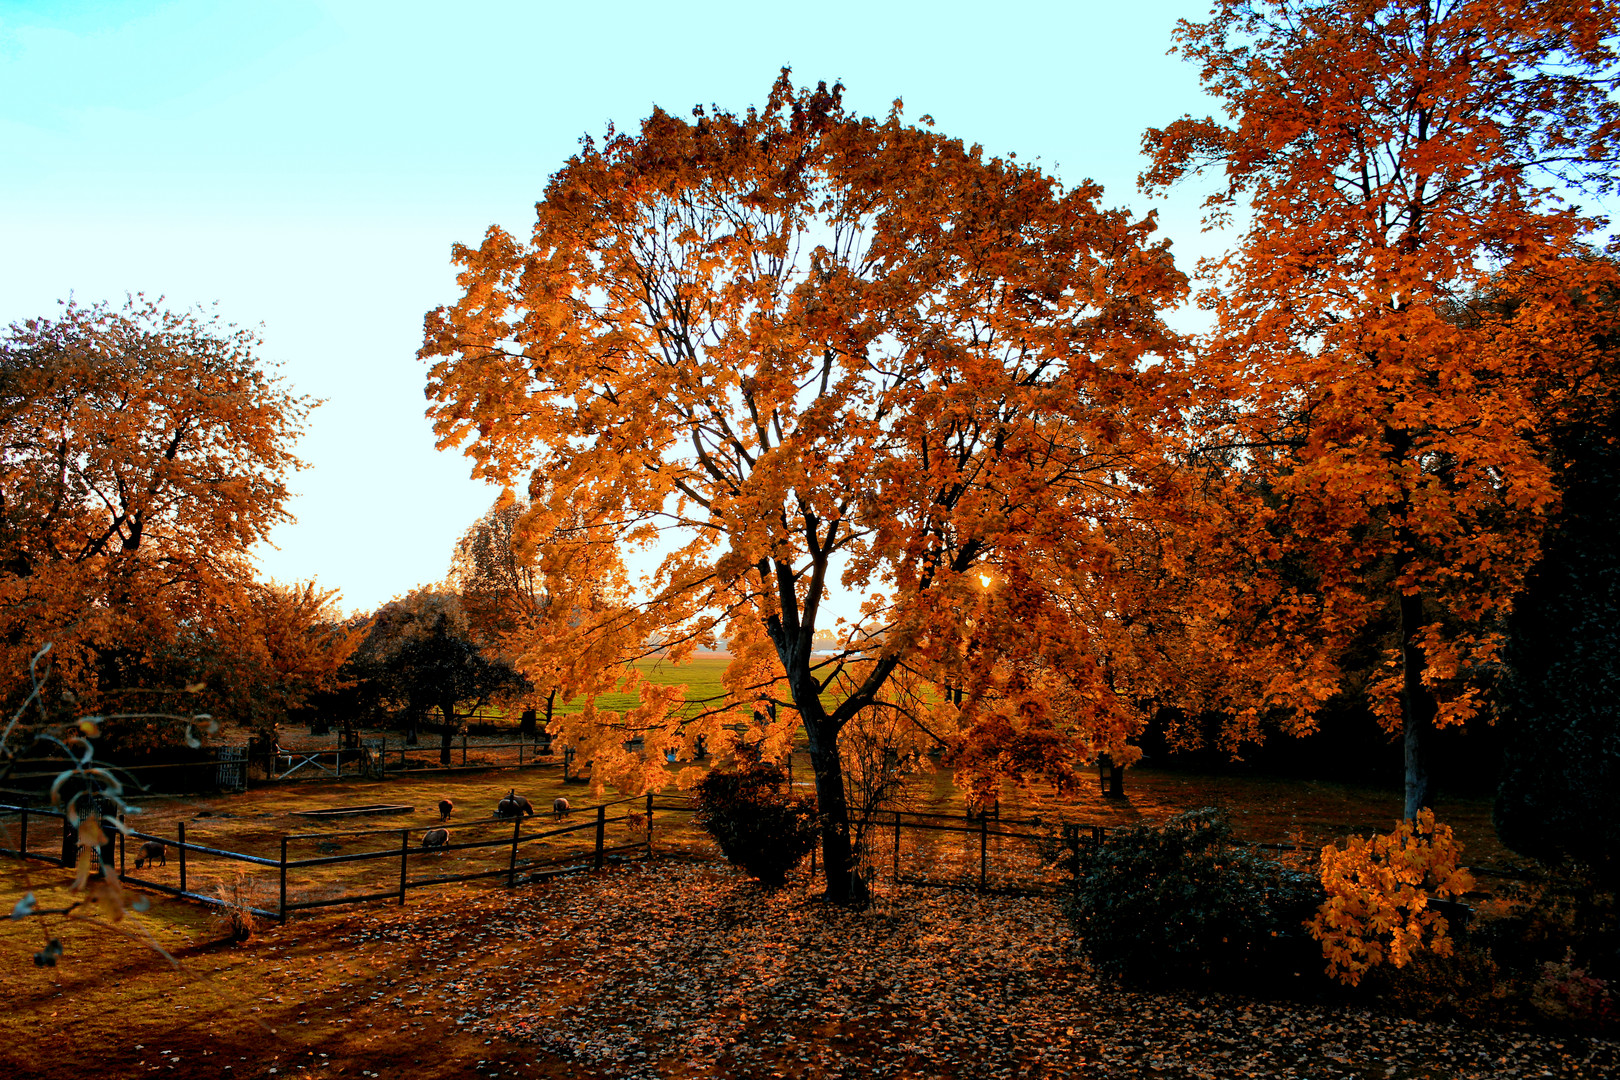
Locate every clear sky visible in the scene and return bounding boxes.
[1,0,1220,616]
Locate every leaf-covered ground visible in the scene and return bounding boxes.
[5,857,1614,1080]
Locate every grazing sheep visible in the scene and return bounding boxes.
[134,840,165,870]
[496,789,535,819]
[553,797,571,820]
[422,827,449,850]
[438,798,454,822]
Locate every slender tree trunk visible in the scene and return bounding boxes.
[1399,589,1437,819]
[438,701,456,766]
[804,716,869,905]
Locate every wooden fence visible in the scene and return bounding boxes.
[0,795,695,922]
[0,749,250,800]
[834,808,1092,897]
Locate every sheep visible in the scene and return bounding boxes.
[134,840,166,870]
[496,789,535,819]
[422,828,449,851]
[438,798,454,822]
[553,797,571,820]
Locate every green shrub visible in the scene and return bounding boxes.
[691,760,819,889]
[1064,807,1323,988]
[1362,941,1519,1025]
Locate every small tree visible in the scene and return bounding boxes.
[691,750,819,890]
[348,590,523,764]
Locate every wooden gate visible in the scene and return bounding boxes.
[215,747,247,792]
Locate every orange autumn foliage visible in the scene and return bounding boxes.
[1309,809,1475,986]
[1143,0,1620,814]
[422,73,1188,901]
[0,298,317,737]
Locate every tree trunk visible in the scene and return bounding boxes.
[1399,589,1437,819]
[804,716,868,905]
[438,701,456,767]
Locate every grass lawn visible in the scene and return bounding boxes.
[547,654,733,719]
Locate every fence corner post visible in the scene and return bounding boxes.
[593,804,606,870]
[399,828,410,906]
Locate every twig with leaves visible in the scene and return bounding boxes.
[4,643,218,967]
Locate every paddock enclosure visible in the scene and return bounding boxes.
[0,790,694,923]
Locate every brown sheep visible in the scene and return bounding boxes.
[438,798,454,822]
[134,840,166,870]
[497,790,535,819]
[553,797,572,820]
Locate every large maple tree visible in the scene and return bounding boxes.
[0,298,314,730]
[422,74,1186,901]
[1145,0,1620,816]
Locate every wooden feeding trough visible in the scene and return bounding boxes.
[290,803,414,820]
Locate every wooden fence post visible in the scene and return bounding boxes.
[461,732,468,767]
[893,810,901,881]
[18,807,27,859]
[279,836,288,923]
[508,814,521,886]
[399,829,410,905]
[979,812,988,891]
[178,821,188,895]
[593,804,606,870]
[518,741,524,767]
[645,792,654,855]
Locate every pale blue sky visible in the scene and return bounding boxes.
[1,0,1219,615]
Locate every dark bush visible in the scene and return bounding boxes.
[691,760,818,889]
[1064,807,1324,988]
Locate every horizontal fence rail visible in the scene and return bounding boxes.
[0,794,695,922]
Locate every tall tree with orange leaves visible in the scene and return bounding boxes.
[1145,0,1620,817]
[423,73,1187,902]
[0,298,313,733]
